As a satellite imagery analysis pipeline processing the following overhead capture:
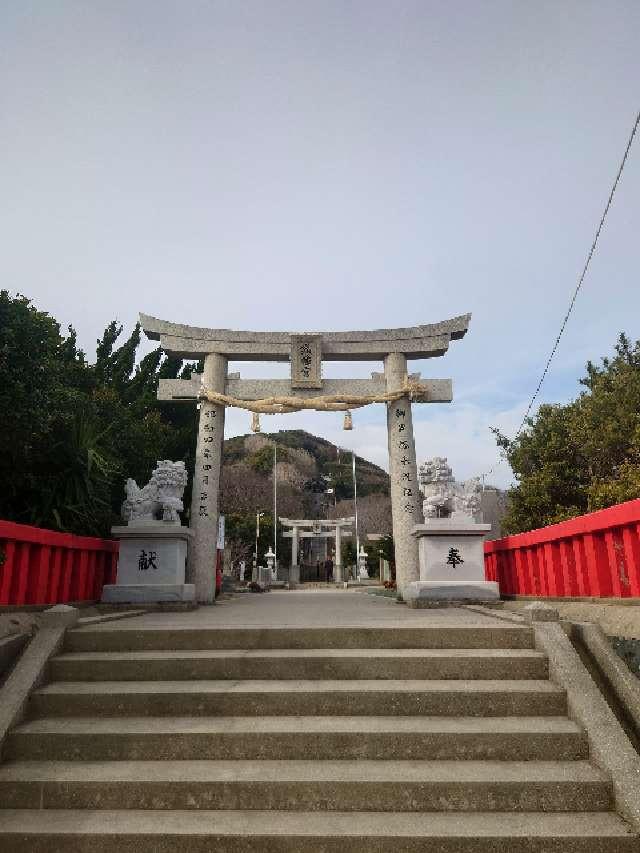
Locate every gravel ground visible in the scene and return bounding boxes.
[498,600,640,640]
[0,613,38,642]
[491,600,640,680]
[611,637,640,680]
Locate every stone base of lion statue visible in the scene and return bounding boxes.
[404,514,499,607]
[101,523,195,604]
[102,460,195,604]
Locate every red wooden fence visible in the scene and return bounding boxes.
[0,521,118,606]
[484,498,640,598]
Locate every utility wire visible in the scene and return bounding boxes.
[515,109,640,438]
[478,110,639,486]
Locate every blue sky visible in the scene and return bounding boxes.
[2,1,639,486]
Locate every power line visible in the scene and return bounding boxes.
[515,108,640,438]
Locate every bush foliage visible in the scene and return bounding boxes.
[0,291,199,535]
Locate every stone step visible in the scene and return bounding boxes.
[65,625,535,652]
[5,716,588,761]
[49,648,549,682]
[0,809,635,852]
[0,759,612,812]
[30,679,567,718]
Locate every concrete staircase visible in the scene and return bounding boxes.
[0,623,637,851]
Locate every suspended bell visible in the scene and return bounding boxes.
[343,410,353,431]
[251,411,261,433]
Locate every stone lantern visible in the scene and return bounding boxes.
[265,546,277,582]
[358,545,369,579]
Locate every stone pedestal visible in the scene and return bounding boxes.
[102,524,195,604]
[258,566,272,588]
[288,564,300,586]
[404,516,499,607]
[381,560,391,583]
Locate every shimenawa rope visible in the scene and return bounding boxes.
[198,379,429,414]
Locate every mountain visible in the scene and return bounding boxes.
[220,430,391,530]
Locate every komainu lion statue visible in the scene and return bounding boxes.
[452,476,482,519]
[420,457,456,519]
[419,456,482,521]
[121,460,188,524]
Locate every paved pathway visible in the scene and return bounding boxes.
[88,590,505,630]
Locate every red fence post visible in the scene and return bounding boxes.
[47,547,63,604]
[559,540,576,597]
[0,540,16,605]
[86,551,97,601]
[31,545,52,605]
[622,525,640,597]
[15,544,30,606]
[605,530,625,598]
[60,549,73,603]
[583,533,605,597]
[77,551,89,602]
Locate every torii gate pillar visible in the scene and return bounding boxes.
[385,352,421,592]
[190,352,227,603]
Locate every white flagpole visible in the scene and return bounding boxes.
[353,451,359,580]
[273,444,277,569]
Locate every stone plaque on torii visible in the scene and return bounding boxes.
[140,312,471,603]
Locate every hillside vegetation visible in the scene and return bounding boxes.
[221,430,392,566]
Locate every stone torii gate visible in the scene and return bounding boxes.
[141,313,470,603]
[280,517,354,584]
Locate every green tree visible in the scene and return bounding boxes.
[494,334,640,534]
[0,291,103,530]
[378,534,395,580]
[36,411,119,534]
[224,512,289,568]
[575,333,640,509]
[342,539,357,567]
[248,444,289,475]
[0,292,199,535]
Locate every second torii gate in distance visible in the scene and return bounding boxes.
[141,312,471,603]
[280,517,354,584]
